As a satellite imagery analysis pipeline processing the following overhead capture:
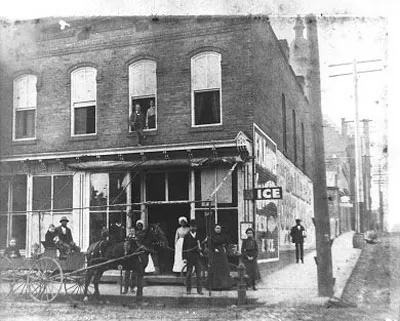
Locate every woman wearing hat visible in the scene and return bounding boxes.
[172,216,190,273]
[241,228,261,290]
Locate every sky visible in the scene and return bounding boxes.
[0,0,397,229]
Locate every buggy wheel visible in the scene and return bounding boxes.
[10,266,30,299]
[64,270,94,302]
[0,258,14,301]
[28,257,63,303]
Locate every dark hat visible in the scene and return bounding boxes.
[60,216,69,223]
[245,227,255,234]
[295,218,301,222]
[189,219,197,227]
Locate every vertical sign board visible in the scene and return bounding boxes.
[253,124,279,262]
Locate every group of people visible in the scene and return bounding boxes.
[130,100,156,145]
[171,217,261,294]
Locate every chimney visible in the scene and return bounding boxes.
[279,39,290,60]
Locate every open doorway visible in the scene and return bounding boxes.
[147,203,190,274]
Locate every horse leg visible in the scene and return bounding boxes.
[93,269,104,300]
[136,272,143,297]
[83,269,94,302]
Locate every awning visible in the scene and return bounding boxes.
[67,157,242,171]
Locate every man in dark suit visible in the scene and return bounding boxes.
[182,220,204,295]
[290,218,306,263]
[55,216,81,255]
[109,218,126,242]
[129,103,145,145]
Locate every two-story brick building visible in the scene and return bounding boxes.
[0,16,319,272]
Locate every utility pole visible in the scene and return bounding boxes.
[306,14,333,297]
[329,59,382,234]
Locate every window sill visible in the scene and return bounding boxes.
[189,125,224,133]
[12,139,37,146]
[127,130,158,137]
[69,134,98,142]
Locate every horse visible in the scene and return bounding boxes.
[82,224,168,301]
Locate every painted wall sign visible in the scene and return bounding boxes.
[253,124,279,262]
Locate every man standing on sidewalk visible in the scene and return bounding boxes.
[290,219,306,263]
[182,220,204,295]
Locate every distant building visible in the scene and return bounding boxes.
[323,119,354,237]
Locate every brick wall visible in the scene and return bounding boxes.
[251,21,313,179]
[0,17,257,158]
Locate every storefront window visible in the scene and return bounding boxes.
[0,177,9,249]
[10,175,27,249]
[11,215,26,249]
[90,173,109,211]
[89,173,129,243]
[33,176,51,211]
[53,175,73,211]
[168,172,189,201]
[12,175,27,212]
[146,172,165,201]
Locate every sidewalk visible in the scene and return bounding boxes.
[86,231,361,306]
[247,231,362,305]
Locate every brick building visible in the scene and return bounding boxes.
[0,16,319,271]
[323,119,354,237]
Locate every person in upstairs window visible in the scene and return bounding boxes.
[130,103,145,145]
[3,238,21,259]
[290,218,306,263]
[146,100,156,129]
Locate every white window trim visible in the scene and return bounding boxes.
[70,67,97,137]
[12,75,37,141]
[191,52,223,128]
[128,94,158,132]
[128,60,157,132]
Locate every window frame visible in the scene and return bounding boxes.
[13,74,37,141]
[191,51,223,127]
[32,173,74,213]
[282,94,287,152]
[70,67,97,137]
[128,60,157,132]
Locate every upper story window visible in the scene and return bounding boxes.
[13,75,37,140]
[71,67,97,135]
[191,52,222,126]
[129,60,157,131]
[301,122,306,171]
[293,109,297,163]
[282,94,287,152]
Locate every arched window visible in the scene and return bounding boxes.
[71,67,97,135]
[282,94,287,151]
[129,60,157,131]
[13,74,37,140]
[191,52,222,126]
[293,109,297,163]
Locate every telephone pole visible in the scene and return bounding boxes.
[329,59,382,234]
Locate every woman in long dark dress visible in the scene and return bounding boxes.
[210,224,232,290]
[241,228,261,290]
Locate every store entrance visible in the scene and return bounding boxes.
[147,203,190,274]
